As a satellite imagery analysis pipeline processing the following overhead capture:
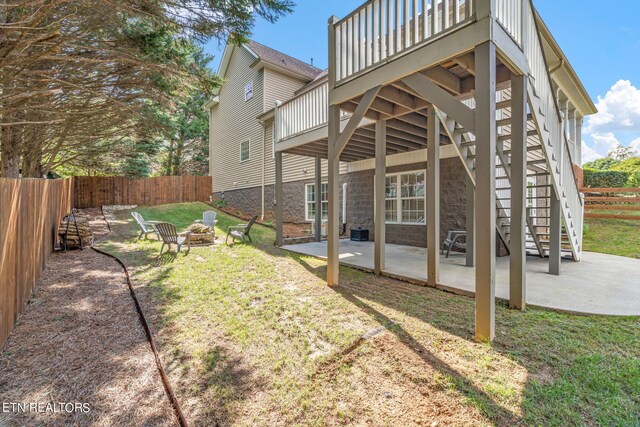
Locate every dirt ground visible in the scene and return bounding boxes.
[0,209,176,427]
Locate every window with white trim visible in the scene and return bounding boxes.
[244,81,253,101]
[305,183,328,221]
[240,140,250,162]
[385,170,426,224]
[526,177,536,217]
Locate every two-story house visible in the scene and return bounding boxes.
[207,40,475,246]
[207,40,330,229]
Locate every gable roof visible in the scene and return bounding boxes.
[245,40,324,81]
[217,39,323,82]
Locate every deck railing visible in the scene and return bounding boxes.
[495,0,523,46]
[333,0,474,85]
[523,0,583,253]
[276,82,329,141]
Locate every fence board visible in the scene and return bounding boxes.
[0,178,75,349]
[73,176,211,208]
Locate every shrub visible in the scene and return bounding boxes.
[583,168,630,188]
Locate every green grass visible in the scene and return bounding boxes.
[97,202,640,426]
[583,217,640,258]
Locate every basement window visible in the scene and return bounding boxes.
[385,170,426,225]
[305,183,328,221]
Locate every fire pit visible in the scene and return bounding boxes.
[185,223,215,246]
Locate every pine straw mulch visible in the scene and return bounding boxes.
[0,208,176,427]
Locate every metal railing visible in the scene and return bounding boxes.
[333,0,474,85]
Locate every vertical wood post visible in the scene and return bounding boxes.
[315,156,323,242]
[275,151,284,247]
[427,105,440,287]
[549,187,562,276]
[474,41,497,342]
[327,15,340,287]
[465,175,475,267]
[327,105,341,287]
[510,74,527,310]
[374,120,387,274]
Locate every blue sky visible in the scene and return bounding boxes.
[203,1,640,163]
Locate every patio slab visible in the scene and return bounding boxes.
[282,240,640,316]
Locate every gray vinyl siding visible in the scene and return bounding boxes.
[263,68,305,111]
[209,46,264,193]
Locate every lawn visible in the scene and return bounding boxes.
[97,202,640,426]
[583,217,640,259]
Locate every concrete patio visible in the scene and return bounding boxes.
[282,240,640,316]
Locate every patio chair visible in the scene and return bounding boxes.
[195,210,218,229]
[226,215,258,245]
[441,230,466,258]
[132,212,158,240]
[155,222,191,254]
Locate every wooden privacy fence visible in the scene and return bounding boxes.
[0,178,75,348]
[74,175,212,208]
[581,187,640,221]
[0,175,211,349]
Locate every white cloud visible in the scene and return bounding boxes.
[630,137,640,154]
[581,143,603,165]
[585,80,640,134]
[590,132,620,155]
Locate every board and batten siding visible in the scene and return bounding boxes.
[209,46,264,193]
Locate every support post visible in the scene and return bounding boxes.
[474,41,497,342]
[374,120,386,274]
[315,156,322,242]
[549,188,562,275]
[510,74,527,310]
[576,116,583,165]
[427,105,440,287]
[327,15,340,287]
[465,174,475,267]
[327,105,341,286]
[275,151,284,247]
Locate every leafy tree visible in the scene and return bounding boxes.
[0,0,294,177]
[607,144,636,161]
[583,157,621,170]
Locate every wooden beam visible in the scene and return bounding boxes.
[335,86,381,155]
[453,52,475,75]
[474,41,497,343]
[374,120,386,274]
[327,104,341,286]
[549,188,561,276]
[509,74,527,310]
[427,105,440,287]
[402,73,476,134]
[314,157,322,242]
[421,66,463,95]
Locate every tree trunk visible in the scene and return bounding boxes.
[22,143,43,177]
[1,114,22,178]
[174,136,184,176]
[165,139,175,175]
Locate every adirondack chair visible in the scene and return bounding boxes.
[226,216,258,244]
[132,212,158,240]
[441,230,466,258]
[194,210,218,229]
[155,222,191,254]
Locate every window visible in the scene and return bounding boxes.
[244,81,253,101]
[240,140,250,162]
[384,170,426,224]
[305,183,328,221]
[526,177,536,218]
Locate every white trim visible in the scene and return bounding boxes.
[240,140,250,163]
[382,169,427,226]
[305,182,328,222]
[244,80,254,101]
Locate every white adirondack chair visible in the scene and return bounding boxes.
[132,212,158,240]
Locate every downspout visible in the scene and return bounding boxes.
[260,121,266,221]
